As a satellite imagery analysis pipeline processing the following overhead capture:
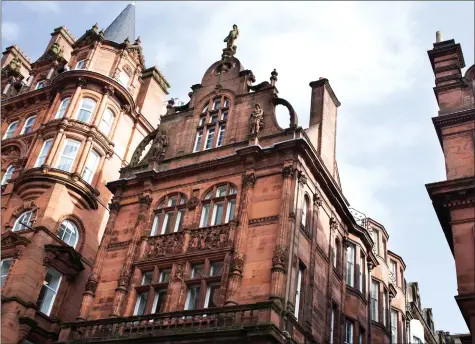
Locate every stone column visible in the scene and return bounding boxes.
[44,125,66,167]
[224,172,256,306]
[92,85,114,127]
[74,136,93,175]
[78,198,122,320]
[46,61,58,80]
[110,194,152,317]
[65,77,87,119]
[269,165,295,306]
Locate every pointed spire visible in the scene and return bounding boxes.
[103,3,135,44]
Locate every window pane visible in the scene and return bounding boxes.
[82,150,100,184]
[55,98,71,119]
[199,117,206,126]
[13,210,34,231]
[98,108,114,135]
[35,139,53,167]
[229,186,237,195]
[3,121,19,139]
[159,269,171,283]
[193,130,203,153]
[37,268,62,316]
[225,199,235,223]
[221,111,228,121]
[21,116,36,135]
[204,284,220,308]
[151,214,161,236]
[133,292,148,315]
[345,321,353,344]
[346,245,354,287]
[1,165,15,185]
[210,115,218,124]
[211,203,224,225]
[142,272,153,285]
[191,264,205,279]
[58,220,79,248]
[202,104,208,114]
[167,196,178,207]
[1,259,13,288]
[216,186,227,197]
[56,139,81,172]
[210,262,223,276]
[391,310,398,343]
[200,204,210,227]
[205,128,215,149]
[213,99,220,110]
[161,212,173,234]
[223,98,230,108]
[153,289,167,313]
[185,286,200,310]
[118,71,130,87]
[217,126,225,147]
[174,210,184,232]
[75,60,86,70]
[76,98,96,123]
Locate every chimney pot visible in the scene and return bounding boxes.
[436,31,443,43]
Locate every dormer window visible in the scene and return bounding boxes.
[35,80,46,90]
[75,60,86,70]
[193,96,231,153]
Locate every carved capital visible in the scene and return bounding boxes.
[121,104,131,114]
[186,197,199,210]
[272,245,288,272]
[298,172,307,185]
[109,199,121,212]
[85,276,98,293]
[330,217,338,232]
[230,252,244,274]
[243,173,257,188]
[103,85,114,96]
[118,269,130,289]
[139,194,153,206]
[76,77,87,87]
[282,166,295,179]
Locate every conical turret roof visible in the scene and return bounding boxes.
[104,3,135,44]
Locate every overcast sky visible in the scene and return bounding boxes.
[2,0,474,334]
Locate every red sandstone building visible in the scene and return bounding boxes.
[2,4,412,344]
[426,32,475,344]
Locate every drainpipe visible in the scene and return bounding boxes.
[368,262,373,344]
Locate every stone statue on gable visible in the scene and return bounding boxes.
[249,104,264,135]
[224,24,239,55]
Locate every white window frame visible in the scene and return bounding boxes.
[204,128,215,150]
[210,202,224,226]
[57,220,79,248]
[35,80,46,90]
[12,210,35,231]
[75,98,96,123]
[371,281,379,322]
[216,125,225,147]
[3,121,19,139]
[1,259,13,288]
[82,150,100,184]
[1,165,15,185]
[118,70,130,88]
[346,244,355,287]
[98,108,114,135]
[20,115,36,135]
[345,320,354,344]
[330,307,335,344]
[37,268,62,316]
[294,266,304,319]
[35,139,53,168]
[391,309,398,343]
[193,130,203,153]
[151,288,167,313]
[55,97,71,119]
[224,199,235,223]
[56,139,81,172]
[75,59,86,70]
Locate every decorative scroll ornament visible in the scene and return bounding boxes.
[249,104,264,136]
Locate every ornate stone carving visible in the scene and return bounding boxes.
[292,254,298,268]
[85,275,98,293]
[109,199,121,212]
[230,252,244,274]
[174,263,185,280]
[11,157,27,169]
[298,173,307,186]
[249,104,264,136]
[76,77,87,87]
[187,225,229,252]
[186,197,199,210]
[121,104,131,114]
[243,173,257,188]
[147,130,168,161]
[139,195,153,206]
[282,166,295,179]
[330,217,338,232]
[222,24,239,61]
[271,245,288,272]
[2,146,21,159]
[313,193,322,207]
[143,232,185,259]
[103,85,114,96]
[248,215,279,225]
[118,269,130,289]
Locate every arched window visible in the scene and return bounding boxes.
[82,150,100,184]
[98,108,114,135]
[193,96,231,152]
[35,139,53,167]
[151,193,187,236]
[3,121,19,139]
[12,210,35,231]
[1,165,15,185]
[56,139,81,172]
[35,80,46,90]
[55,97,71,119]
[76,98,96,123]
[75,60,86,70]
[57,220,79,248]
[20,115,36,135]
[200,183,237,228]
[301,195,310,228]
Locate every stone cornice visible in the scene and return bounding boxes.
[432,106,475,146]
[309,78,341,107]
[141,66,170,94]
[428,40,466,72]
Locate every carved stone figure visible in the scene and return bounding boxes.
[148,130,168,161]
[224,24,239,54]
[249,104,264,135]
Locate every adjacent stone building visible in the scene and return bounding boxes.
[425,32,475,344]
[406,281,438,344]
[2,4,415,344]
[0,4,169,343]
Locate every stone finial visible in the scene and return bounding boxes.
[124,37,130,45]
[99,29,105,38]
[92,23,99,32]
[135,36,141,45]
[270,69,278,86]
[436,31,443,43]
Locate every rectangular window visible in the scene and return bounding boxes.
[184,285,200,310]
[152,289,167,313]
[191,264,205,279]
[159,269,171,283]
[217,125,225,147]
[358,255,364,292]
[211,202,224,225]
[382,291,387,326]
[174,210,184,232]
[199,117,206,126]
[210,114,218,124]
[35,139,53,167]
[345,320,354,344]
[1,259,13,288]
[225,199,235,223]
[205,128,215,150]
[221,111,228,121]
[371,230,379,255]
[98,109,114,135]
[200,204,210,227]
[133,292,148,316]
[330,306,336,344]
[359,330,364,344]
[82,150,100,184]
[161,211,174,234]
[55,98,71,119]
[294,265,305,320]
[37,268,62,316]
[204,284,220,308]
[20,115,36,135]
[391,310,398,343]
[56,139,81,172]
[142,272,153,285]
[151,214,161,236]
[210,262,223,276]
[346,244,355,287]
[193,130,203,152]
[212,99,220,110]
[371,281,379,322]
[3,121,19,139]
[75,59,86,70]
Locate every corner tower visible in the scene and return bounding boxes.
[0,4,169,343]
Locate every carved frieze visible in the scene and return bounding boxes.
[118,269,130,289]
[248,215,279,226]
[187,225,229,252]
[142,232,185,259]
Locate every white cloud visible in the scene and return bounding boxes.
[2,22,20,41]
[23,1,60,14]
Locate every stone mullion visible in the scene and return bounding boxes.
[77,199,122,320]
[110,195,152,317]
[46,92,61,121]
[269,165,295,305]
[224,172,256,306]
[92,86,113,127]
[305,193,322,332]
[45,127,66,167]
[110,110,124,141]
[74,137,92,175]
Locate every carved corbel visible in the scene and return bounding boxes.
[76,77,87,87]
[298,172,307,186]
[243,173,257,188]
[313,193,322,207]
[282,165,295,179]
[103,85,114,96]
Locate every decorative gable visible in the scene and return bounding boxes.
[1,231,30,259]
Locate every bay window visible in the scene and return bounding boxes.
[56,139,81,172]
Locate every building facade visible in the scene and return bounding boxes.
[406,282,438,344]
[0,4,169,343]
[425,32,475,344]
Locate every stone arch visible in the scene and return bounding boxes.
[1,144,22,172]
[194,89,236,117]
[128,127,159,167]
[54,214,86,253]
[273,97,298,129]
[200,182,237,199]
[7,200,39,230]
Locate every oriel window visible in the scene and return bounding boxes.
[151,193,187,236]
